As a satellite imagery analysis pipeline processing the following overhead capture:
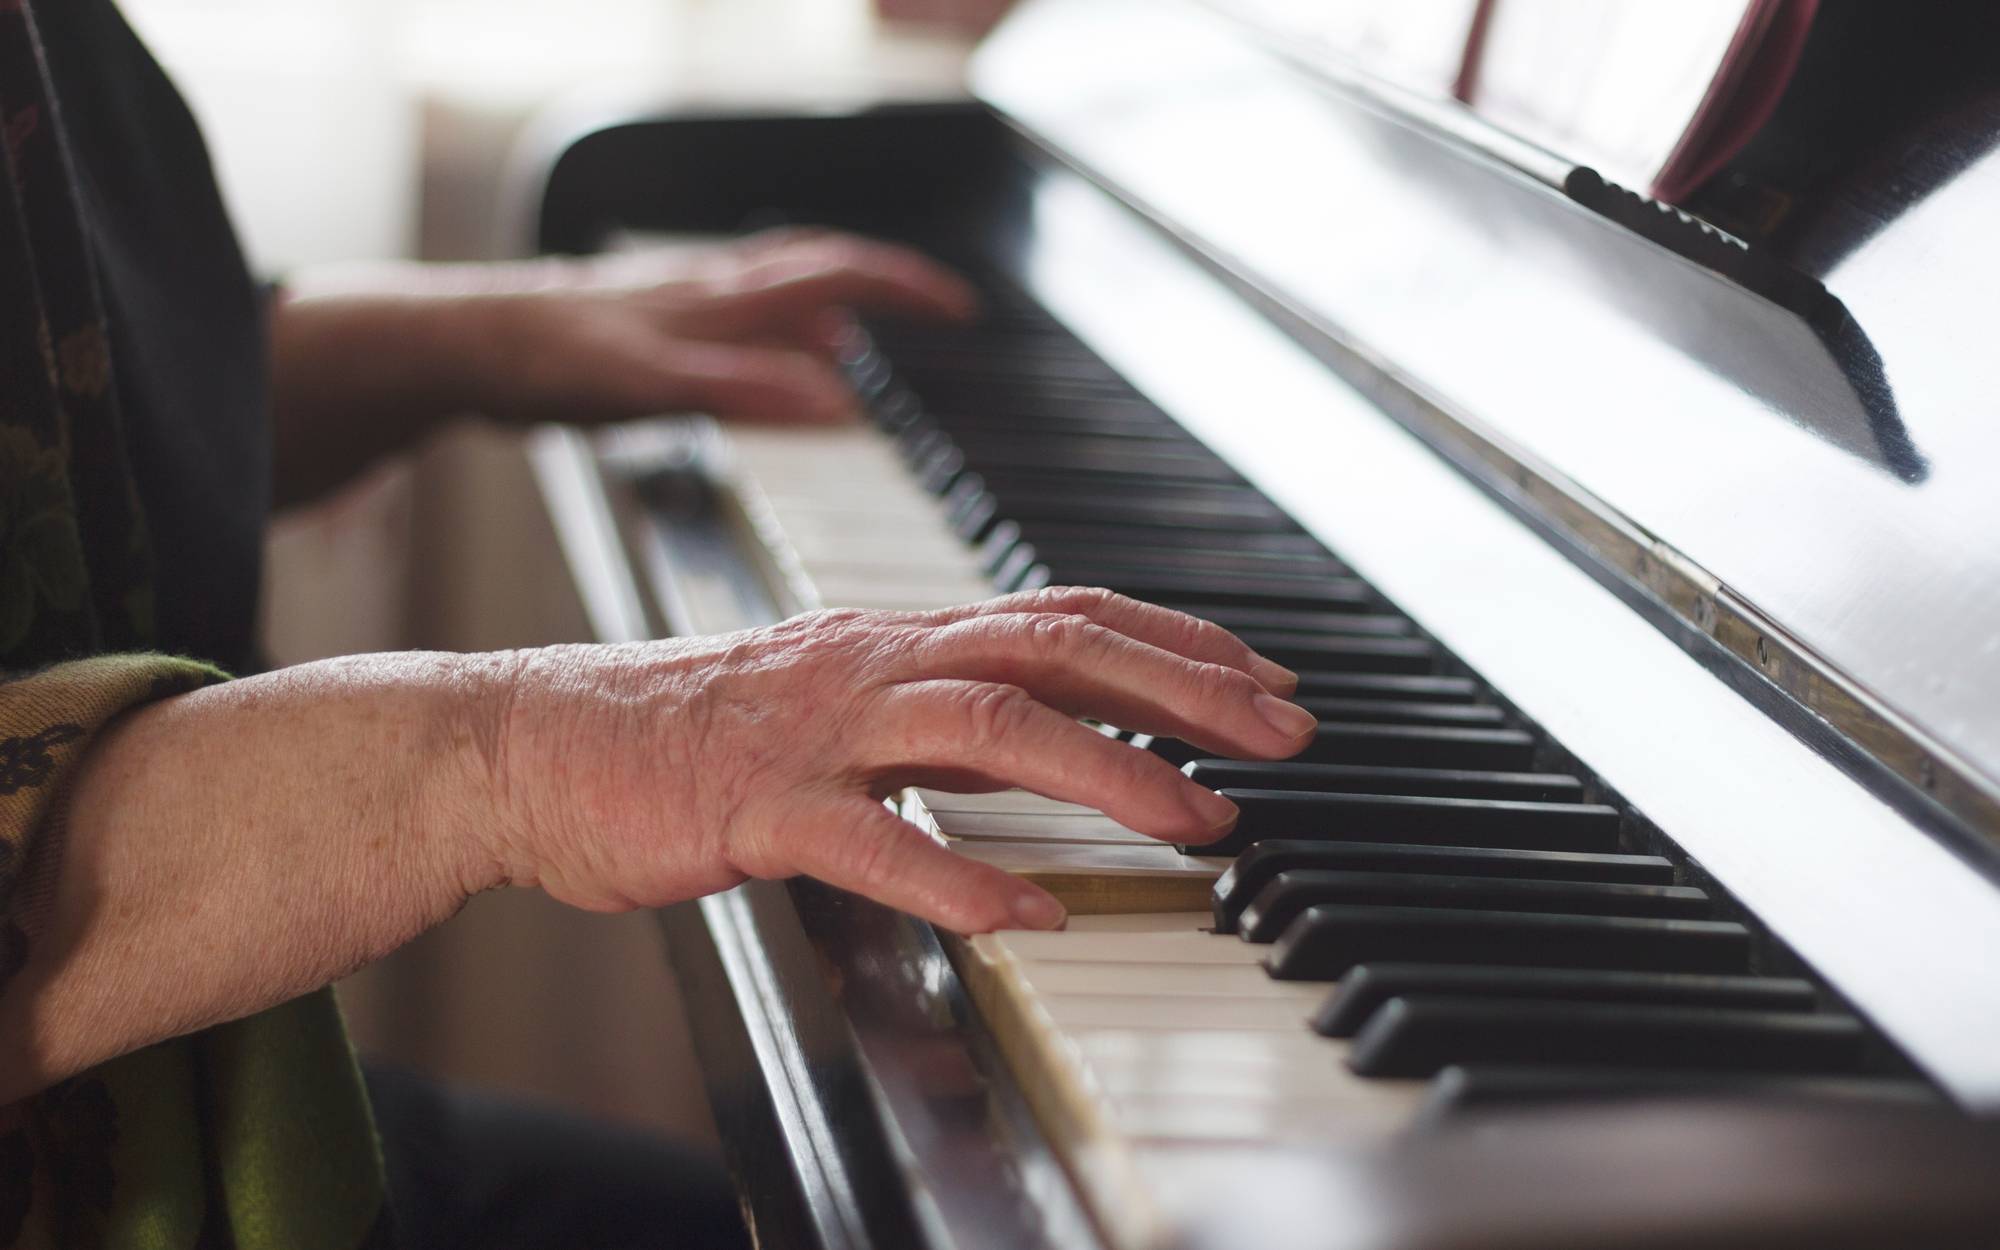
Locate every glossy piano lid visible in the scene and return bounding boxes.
[973,0,2000,824]
[1156,1099,2000,1250]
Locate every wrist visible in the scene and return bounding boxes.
[277,259,566,428]
[427,648,542,896]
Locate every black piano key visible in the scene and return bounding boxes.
[1198,791,1620,857]
[914,444,969,495]
[1157,605,1415,637]
[875,346,1127,386]
[1006,541,1348,579]
[1148,722,1536,770]
[969,466,1258,501]
[1346,997,1873,1079]
[1417,1065,1942,1123]
[978,521,1329,573]
[1184,760,1586,804]
[1288,672,1464,704]
[910,371,1134,401]
[971,487,1294,528]
[947,431,1222,467]
[892,418,949,462]
[902,362,1136,393]
[1291,673,1476,701]
[956,445,1244,486]
[1209,841,1676,932]
[988,544,1352,596]
[1295,723,1538,770]
[1265,906,1752,980]
[950,492,1006,541]
[949,470,1274,511]
[1032,568,1376,610]
[987,546,1046,591]
[951,490,1301,543]
[929,411,1184,441]
[1230,631,1433,674]
[1292,698,1506,727]
[1313,965,1817,1038]
[1237,872,1710,942]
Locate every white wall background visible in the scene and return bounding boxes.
[118,0,964,270]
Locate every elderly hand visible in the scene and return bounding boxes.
[455,227,977,427]
[270,228,975,504]
[10,588,1309,1094]
[468,589,1313,933]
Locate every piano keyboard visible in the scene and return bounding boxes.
[701,277,1940,1248]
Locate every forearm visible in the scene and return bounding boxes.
[269,259,585,506]
[269,280,483,507]
[0,651,509,1101]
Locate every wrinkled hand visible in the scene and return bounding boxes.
[455,227,975,427]
[471,589,1315,933]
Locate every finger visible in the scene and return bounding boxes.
[905,612,1316,759]
[784,795,1067,933]
[643,340,860,425]
[924,587,1298,694]
[867,680,1242,845]
[721,241,980,326]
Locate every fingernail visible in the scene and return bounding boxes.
[1255,692,1318,741]
[1249,657,1299,695]
[1012,890,1067,931]
[1184,784,1239,834]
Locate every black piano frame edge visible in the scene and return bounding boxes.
[659,879,1109,1250]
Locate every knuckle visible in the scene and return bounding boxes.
[798,606,870,636]
[768,607,881,669]
[1028,584,1116,618]
[1180,613,1235,657]
[843,820,904,891]
[959,682,1039,745]
[1023,612,1100,660]
[1188,659,1259,706]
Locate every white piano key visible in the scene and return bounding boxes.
[762,499,957,532]
[812,576,998,608]
[953,840,1216,880]
[800,555,994,581]
[1063,911,1227,934]
[910,788,1105,818]
[1108,1095,1414,1144]
[933,810,1161,844]
[1041,993,1312,1031]
[782,522,981,567]
[1086,1057,1361,1101]
[1072,1028,1350,1070]
[990,923,1260,965]
[1018,960,1320,999]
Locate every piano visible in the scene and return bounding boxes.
[520,2,2000,1246]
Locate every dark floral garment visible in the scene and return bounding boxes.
[1,2,389,1245]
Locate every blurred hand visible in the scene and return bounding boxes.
[450,227,976,427]
[471,588,1314,933]
[271,228,975,503]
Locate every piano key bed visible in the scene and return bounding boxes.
[699,275,1944,1248]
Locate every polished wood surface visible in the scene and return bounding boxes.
[526,3,2000,1244]
[981,0,2000,848]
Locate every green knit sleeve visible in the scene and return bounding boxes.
[1,654,227,982]
[1,657,390,1250]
